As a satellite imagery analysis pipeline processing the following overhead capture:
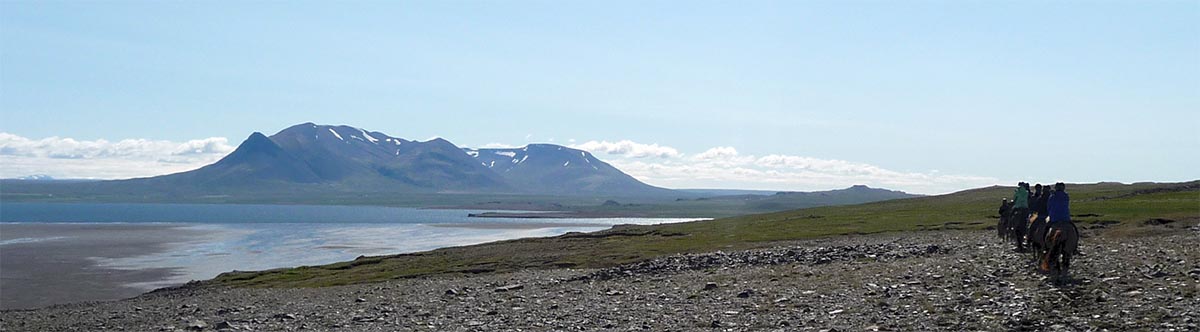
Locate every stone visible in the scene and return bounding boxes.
[495,284,524,292]
[185,320,208,331]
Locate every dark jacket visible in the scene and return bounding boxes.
[1048,190,1070,222]
[1029,190,1044,214]
[1036,191,1050,215]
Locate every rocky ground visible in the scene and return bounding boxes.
[2,225,1197,331]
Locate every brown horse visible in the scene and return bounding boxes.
[1041,222,1079,281]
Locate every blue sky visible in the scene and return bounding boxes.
[2,1,1197,193]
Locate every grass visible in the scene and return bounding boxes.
[211,181,1198,288]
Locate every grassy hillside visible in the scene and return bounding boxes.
[212,181,1196,288]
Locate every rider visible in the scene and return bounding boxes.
[998,198,1013,239]
[1047,182,1080,254]
[1011,182,1031,251]
[1035,184,1050,222]
[1047,182,1070,225]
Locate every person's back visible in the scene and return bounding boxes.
[1030,184,1044,215]
[1010,183,1031,251]
[1036,187,1050,217]
[1012,185,1029,210]
[1048,185,1070,224]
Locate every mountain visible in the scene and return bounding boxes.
[464,144,673,196]
[100,123,667,196]
[261,123,510,192]
[120,123,512,193]
[131,132,322,188]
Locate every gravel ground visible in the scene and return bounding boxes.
[2,226,1197,331]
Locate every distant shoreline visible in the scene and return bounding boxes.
[466,211,639,219]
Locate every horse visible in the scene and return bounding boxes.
[1041,221,1079,282]
[997,200,1012,240]
[1010,208,1030,251]
[1027,212,1049,258]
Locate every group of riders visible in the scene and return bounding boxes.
[997,182,1080,280]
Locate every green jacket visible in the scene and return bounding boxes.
[1012,187,1030,209]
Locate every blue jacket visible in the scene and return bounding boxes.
[1048,191,1070,222]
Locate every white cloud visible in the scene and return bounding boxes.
[575,139,1000,194]
[471,142,521,149]
[570,140,683,159]
[0,133,234,179]
[693,146,739,160]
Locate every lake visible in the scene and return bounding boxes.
[0,202,701,309]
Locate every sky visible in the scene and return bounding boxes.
[1,1,1197,194]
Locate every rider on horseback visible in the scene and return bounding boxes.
[1027,184,1051,253]
[1041,182,1079,274]
[1047,182,1070,226]
[1011,182,1031,251]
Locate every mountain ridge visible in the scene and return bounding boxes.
[113,123,668,196]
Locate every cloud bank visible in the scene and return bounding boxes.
[1,133,999,193]
[572,140,1000,194]
[569,140,682,158]
[0,133,234,179]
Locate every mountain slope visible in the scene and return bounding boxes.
[465,144,673,196]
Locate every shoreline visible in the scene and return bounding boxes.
[0,220,671,310]
[0,223,213,310]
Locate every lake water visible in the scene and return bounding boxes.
[0,202,702,309]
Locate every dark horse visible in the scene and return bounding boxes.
[1010,208,1029,251]
[997,199,1012,240]
[1027,212,1049,258]
[1041,221,1079,281]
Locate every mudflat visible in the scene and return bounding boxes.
[0,223,213,310]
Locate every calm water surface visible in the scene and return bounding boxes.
[1,202,701,289]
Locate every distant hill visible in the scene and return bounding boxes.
[676,189,783,197]
[581,185,923,217]
[746,185,921,211]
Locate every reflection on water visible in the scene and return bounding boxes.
[2,203,702,290]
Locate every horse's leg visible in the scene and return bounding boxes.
[1060,251,1071,281]
[1040,243,1053,273]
